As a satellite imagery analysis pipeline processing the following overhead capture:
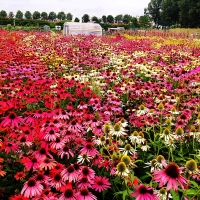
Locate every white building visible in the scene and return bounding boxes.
[63,22,102,36]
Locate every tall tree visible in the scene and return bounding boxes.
[123,14,132,24]
[82,14,90,22]
[139,15,151,28]
[131,17,139,28]
[115,14,123,23]
[179,0,200,28]
[161,0,180,27]
[8,11,14,19]
[25,11,32,19]
[41,12,48,20]
[91,16,99,23]
[74,17,80,22]
[144,0,162,27]
[57,11,66,20]
[0,10,7,18]
[33,11,40,19]
[48,11,56,21]
[66,12,73,21]
[15,10,23,19]
[107,15,114,23]
[102,15,107,23]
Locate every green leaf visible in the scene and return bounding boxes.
[190,180,199,189]
[170,190,180,200]
[184,189,199,196]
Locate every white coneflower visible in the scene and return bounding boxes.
[77,153,92,164]
[115,161,130,177]
[110,122,127,137]
[140,141,150,152]
[160,128,175,142]
[144,155,164,172]
[136,104,149,116]
[118,143,137,155]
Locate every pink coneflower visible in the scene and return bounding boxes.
[78,175,93,189]
[80,142,98,157]
[59,188,76,200]
[39,158,57,171]
[61,165,79,182]
[75,188,97,200]
[68,119,82,134]
[80,166,95,179]
[153,160,189,191]
[49,172,65,190]
[21,178,43,198]
[50,137,65,150]
[130,184,160,200]
[57,144,74,159]
[1,112,24,128]
[92,176,111,192]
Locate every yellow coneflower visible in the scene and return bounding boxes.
[121,155,131,166]
[185,159,197,174]
[175,127,184,135]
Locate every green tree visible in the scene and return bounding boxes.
[15,10,23,19]
[57,11,66,20]
[161,0,180,27]
[41,12,48,20]
[48,11,56,21]
[115,14,123,23]
[145,0,162,27]
[66,12,73,21]
[33,11,41,19]
[123,14,132,24]
[179,0,200,28]
[91,16,99,23]
[102,15,107,23]
[82,14,90,22]
[74,17,80,22]
[107,15,114,23]
[131,17,139,28]
[25,11,32,19]
[0,10,7,18]
[139,15,151,28]
[8,11,14,19]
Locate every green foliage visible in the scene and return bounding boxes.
[0,10,7,18]
[82,14,90,22]
[6,24,13,31]
[107,15,114,23]
[25,11,32,19]
[15,10,23,19]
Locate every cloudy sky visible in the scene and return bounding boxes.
[1,0,150,20]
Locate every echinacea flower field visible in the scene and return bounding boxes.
[0,29,200,200]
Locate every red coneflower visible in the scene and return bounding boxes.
[153,160,189,191]
[21,178,43,198]
[14,171,26,181]
[59,188,76,200]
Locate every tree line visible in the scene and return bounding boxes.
[145,0,200,28]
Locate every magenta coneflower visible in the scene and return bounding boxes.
[79,142,98,157]
[21,156,41,171]
[130,184,160,200]
[78,175,93,189]
[57,144,74,159]
[49,172,65,190]
[39,158,57,171]
[21,178,43,198]
[1,112,24,128]
[59,188,76,200]
[92,176,111,192]
[80,166,95,179]
[75,188,97,200]
[153,160,189,191]
[61,165,79,182]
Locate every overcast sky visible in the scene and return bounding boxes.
[1,0,150,20]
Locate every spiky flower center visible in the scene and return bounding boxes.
[121,155,131,166]
[163,128,170,135]
[9,112,16,120]
[82,167,89,176]
[139,185,148,194]
[125,144,131,151]
[116,161,126,173]
[114,123,121,132]
[185,159,197,172]
[64,189,73,197]
[156,155,165,163]
[165,163,180,178]
[27,178,36,187]
[67,166,75,173]
[80,188,89,196]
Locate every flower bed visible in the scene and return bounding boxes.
[0,29,200,200]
